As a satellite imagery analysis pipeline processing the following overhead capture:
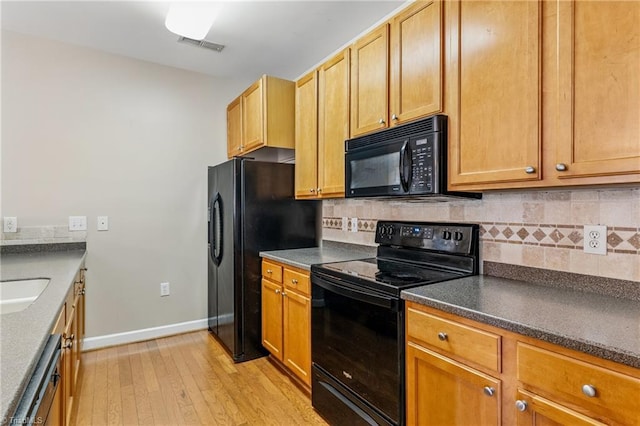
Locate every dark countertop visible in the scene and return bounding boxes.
[402,275,640,369]
[0,244,86,424]
[259,240,376,270]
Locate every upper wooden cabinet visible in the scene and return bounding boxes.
[447,0,640,191]
[295,49,349,199]
[351,1,443,138]
[226,95,242,158]
[226,75,295,158]
[446,0,542,187]
[553,0,640,181]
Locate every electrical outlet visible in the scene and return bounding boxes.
[160,282,170,297]
[3,217,17,233]
[68,216,87,231]
[583,225,607,255]
[97,216,109,231]
[350,217,358,233]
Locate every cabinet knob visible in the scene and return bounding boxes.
[391,114,398,121]
[582,384,597,398]
[524,166,536,174]
[266,269,272,274]
[555,163,568,172]
[291,279,298,285]
[80,288,86,296]
[378,118,385,125]
[310,188,316,193]
[275,289,280,294]
[515,400,528,412]
[282,292,287,297]
[483,386,495,397]
[317,188,322,193]
[437,332,448,341]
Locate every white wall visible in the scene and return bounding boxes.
[1,30,247,338]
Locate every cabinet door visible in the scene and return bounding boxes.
[227,96,242,158]
[62,298,76,425]
[350,24,389,137]
[242,78,264,152]
[515,390,606,426]
[447,0,542,187]
[283,289,311,386]
[295,71,319,198]
[318,49,349,198]
[406,342,500,426]
[261,279,283,361]
[554,1,640,180]
[390,0,443,125]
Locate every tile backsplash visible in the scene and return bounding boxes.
[0,225,87,245]
[323,187,640,282]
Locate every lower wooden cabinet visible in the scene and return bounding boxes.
[51,265,86,426]
[261,259,311,387]
[406,342,501,425]
[405,302,640,426]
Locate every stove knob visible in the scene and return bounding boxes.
[442,230,452,240]
[386,226,395,236]
[379,226,386,235]
[453,231,464,241]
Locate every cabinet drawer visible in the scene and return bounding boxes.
[517,343,640,425]
[406,307,500,372]
[283,268,310,296]
[262,260,283,283]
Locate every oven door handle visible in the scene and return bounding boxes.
[312,275,399,311]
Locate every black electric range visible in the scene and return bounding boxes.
[310,221,479,426]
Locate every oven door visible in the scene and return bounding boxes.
[311,271,403,425]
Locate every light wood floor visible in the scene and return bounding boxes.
[71,330,327,425]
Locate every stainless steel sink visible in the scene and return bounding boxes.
[0,278,50,314]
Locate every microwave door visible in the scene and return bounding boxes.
[345,141,406,197]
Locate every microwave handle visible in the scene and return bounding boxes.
[399,140,412,192]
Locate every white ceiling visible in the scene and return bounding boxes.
[1,1,405,83]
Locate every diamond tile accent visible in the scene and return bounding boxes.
[489,226,500,238]
[567,230,582,244]
[516,228,529,239]
[532,229,547,241]
[607,232,623,248]
[503,227,514,239]
[549,229,564,243]
[627,233,640,250]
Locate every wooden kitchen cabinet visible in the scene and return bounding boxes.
[350,1,443,138]
[446,0,640,191]
[446,0,542,187]
[226,75,295,158]
[51,265,86,426]
[295,49,349,199]
[405,302,640,426]
[261,259,311,388]
[226,95,242,158]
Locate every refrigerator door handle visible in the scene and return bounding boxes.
[212,193,223,266]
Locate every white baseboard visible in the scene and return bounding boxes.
[83,318,208,351]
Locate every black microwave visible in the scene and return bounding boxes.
[345,115,481,200]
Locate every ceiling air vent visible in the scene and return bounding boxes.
[177,36,225,52]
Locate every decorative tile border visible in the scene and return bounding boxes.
[479,222,640,254]
[322,217,640,255]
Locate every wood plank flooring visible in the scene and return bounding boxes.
[71,330,327,425]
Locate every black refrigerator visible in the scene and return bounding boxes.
[207,158,320,362]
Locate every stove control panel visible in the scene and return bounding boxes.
[375,221,478,255]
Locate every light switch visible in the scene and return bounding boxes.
[68,216,87,231]
[97,216,109,231]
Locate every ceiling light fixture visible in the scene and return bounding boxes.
[165,2,220,40]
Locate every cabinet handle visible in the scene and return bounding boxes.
[555,163,568,172]
[310,188,316,193]
[275,289,280,294]
[317,188,322,193]
[282,292,287,297]
[266,269,272,274]
[291,279,298,285]
[437,332,448,341]
[581,384,597,398]
[524,166,536,174]
[81,288,86,296]
[378,118,385,125]
[483,387,495,397]
[515,400,528,412]
[391,114,398,121]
